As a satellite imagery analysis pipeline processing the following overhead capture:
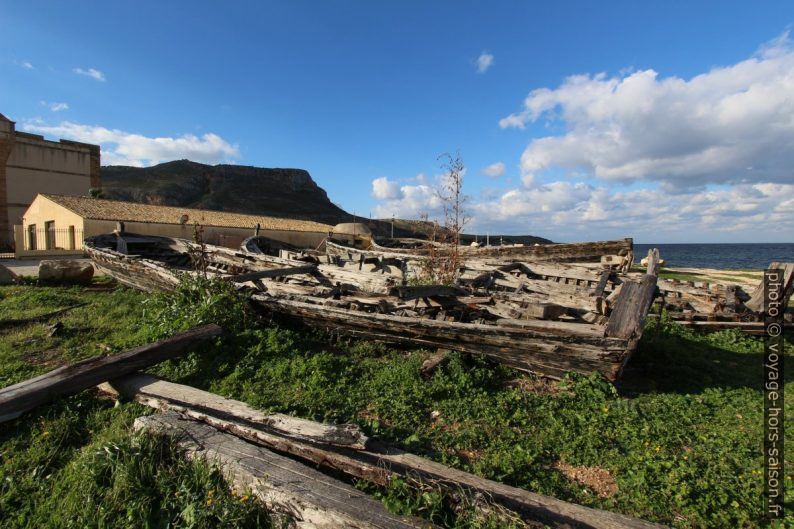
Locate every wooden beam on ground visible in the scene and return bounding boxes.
[0,324,221,423]
[101,373,367,448]
[136,412,437,529]
[111,374,667,529]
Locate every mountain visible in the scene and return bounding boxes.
[99,159,552,243]
[100,160,351,225]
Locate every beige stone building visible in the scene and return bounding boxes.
[18,194,332,256]
[0,113,100,248]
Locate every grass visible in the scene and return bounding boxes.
[0,278,792,528]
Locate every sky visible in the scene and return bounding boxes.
[1,1,793,243]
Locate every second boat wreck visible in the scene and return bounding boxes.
[86,232,661,382]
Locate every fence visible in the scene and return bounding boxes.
[22,227,84,252]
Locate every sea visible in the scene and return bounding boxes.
[633,243,794,269]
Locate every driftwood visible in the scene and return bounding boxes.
[0,324,221,422]
[135,412,436,529]
[0,303,87,330]
[112,374,667,529]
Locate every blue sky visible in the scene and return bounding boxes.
[2,1,793,243]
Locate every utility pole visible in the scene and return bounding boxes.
[391,214,394,238]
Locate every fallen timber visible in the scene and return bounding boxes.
[86,232,661,382]
[136,412,439,529]
[0,324,221,423]
[109,373,668,529]
[632,261,794,328]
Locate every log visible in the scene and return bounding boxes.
[136,412,436,529]
[0,324,222,422]
[116,375,666,529]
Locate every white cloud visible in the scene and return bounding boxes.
[500,32,794,188]
[468,181,794,242]
[481,161,505,178]
[476,52,494,74]
[73,67,106,82]
[40,101,69,112]
[22,120,239,167]
[371,176,404,200]
[21,61,34,70]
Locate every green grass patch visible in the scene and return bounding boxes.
[0,279,792,528]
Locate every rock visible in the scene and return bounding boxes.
[38,260,94,285]
[0,263,18,285]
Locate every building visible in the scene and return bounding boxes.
[0,113,100,248]
[18,193,332,256]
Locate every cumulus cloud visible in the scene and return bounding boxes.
[73,67,106,82]
[371,176,404,200]
[23,121,239,167]
[371,181,442,219]
[40,101,69,112]
[481,161,505,178]
[476,52,494,73]
[469,182,794,242]
[500,32,794,188]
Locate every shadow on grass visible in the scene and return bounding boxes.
[619,319,792,396]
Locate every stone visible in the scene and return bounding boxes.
[0,263,18,285]
[38,260,94,285]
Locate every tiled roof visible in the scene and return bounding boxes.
[42,194,333,232]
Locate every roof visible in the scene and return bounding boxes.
[41,194,333,232]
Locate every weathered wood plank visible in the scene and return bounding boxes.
[227,264,317,283]
[388,284,467,300]
[605,249,659,341]
[745,262,794,313]
[0,324,221,423]
[101,374,367,448]
[120,376,667,529]
[136,412,436,529]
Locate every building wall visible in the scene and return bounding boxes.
[82,219,329,250]
[21,195,329,253]
[0,114,100,248]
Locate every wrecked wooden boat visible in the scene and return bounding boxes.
[87,232,661,382]
[646,262,794,329]
[327,237,635,270]
[86,233,401,294]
